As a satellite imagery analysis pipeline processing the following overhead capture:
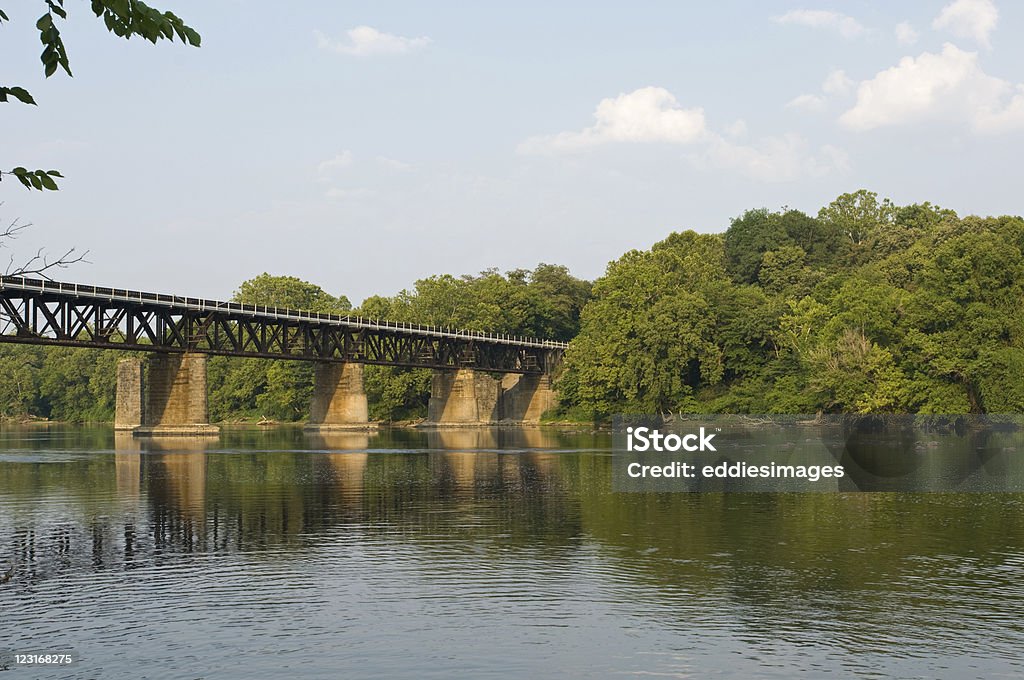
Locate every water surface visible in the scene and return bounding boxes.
[1,426,1023,678]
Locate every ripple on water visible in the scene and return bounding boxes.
[2,435,1024,679]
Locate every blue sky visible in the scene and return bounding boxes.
[3,1,1023,303]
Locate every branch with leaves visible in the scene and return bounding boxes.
[1,0,200,191]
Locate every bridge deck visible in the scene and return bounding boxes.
[0,276,566,373]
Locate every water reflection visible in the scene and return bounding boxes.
[0,426,1023,679]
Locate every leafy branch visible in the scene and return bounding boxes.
[0,169,63,191]
[2,0,201,190]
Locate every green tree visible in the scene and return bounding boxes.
[561,231,726,416]
[234,273,351,312]
[357,264,589,421]
[899,219,1024,413]
[724,208,786,283]
[208,274,351,422]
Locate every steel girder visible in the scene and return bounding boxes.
[0,277,564,374]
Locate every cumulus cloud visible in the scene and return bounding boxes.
[518,87,707,154]
[376,156,413,172]
[723,119,748,138]
[317,151,354,175]
[325,187,375,200]
[520,86,847,181]
[895,21,919,45]
[787,70,853,115]
[932,0,998,48]
[702,135,849,182]
[839,43,1024,133]
[315,26,431,57]
[786,94,826,112]
[773,10,865,39]
[822,69,854,96]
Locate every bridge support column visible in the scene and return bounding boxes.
[426,369,501,425]
[305,362,376,431]
[499,373,556,423]
[115,357,144,431]
[135,353,219,436]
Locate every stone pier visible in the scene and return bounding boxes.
[426,369,502,425]
[425,369,555,425]
[498,374,557,423]
[134,353,219,436]
[305,362,376,431]
[114,357,144,431]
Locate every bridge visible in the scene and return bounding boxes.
[0,276,567,434]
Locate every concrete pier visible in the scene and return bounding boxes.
[426,369,502,425]
[134,353,219,436]
[425,369,556,425]
[499,374,557,423]
[305,362,376,431]
[114,357,144,431]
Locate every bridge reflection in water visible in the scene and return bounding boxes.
[96,426,584,557]
[5,426,1024,678]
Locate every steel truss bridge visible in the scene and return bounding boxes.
[0,277,566,374]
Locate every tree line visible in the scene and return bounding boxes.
[2,190,1022,422]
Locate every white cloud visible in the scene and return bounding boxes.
[317,151,354,175]
[786,93,826,112]
[895,21,919,46]
[376,156,413,172]
[974,87,1024,133]
[314,26,431,57]
[702,135,849,182]
[840,43,1024,133]
[520,86,846,181]
[773,10,865,39]
[325,187,375,201]
[822,69,854,96]
[724,119,748,138]
[932,0,998,48]
[518,86,707,154]
[786,70,852,115]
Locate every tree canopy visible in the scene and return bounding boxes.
[2,191,1022,423]
[562,193,1024,418]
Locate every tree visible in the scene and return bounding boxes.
[208,274,352,422]
[817,189,895,253]
[234,273,351,313]
[724,207,844,284]
[723,208,785,284]
[356,264,590,421]
[561,231,727,416]
[1,0,200,191]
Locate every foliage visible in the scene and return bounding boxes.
[563,192,1024,419]
[358,264,591,421]
[3,192,1023,422]
[208,274,351,422]
[0,344,122,420]
[1,0,200,190]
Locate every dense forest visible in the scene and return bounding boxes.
[2,190,1022,422]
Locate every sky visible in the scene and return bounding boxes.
[3,1,1024,304]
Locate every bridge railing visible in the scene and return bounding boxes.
[0,276,569,350]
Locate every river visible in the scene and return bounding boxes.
[1,425,1023,678]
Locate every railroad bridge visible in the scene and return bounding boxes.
[0,276,566,434]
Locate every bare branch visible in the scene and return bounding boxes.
[0,202,89,279]
[5,247,90,280]
[0,211,32,244]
